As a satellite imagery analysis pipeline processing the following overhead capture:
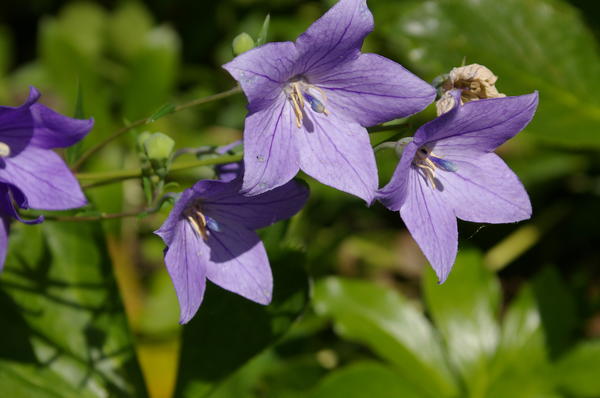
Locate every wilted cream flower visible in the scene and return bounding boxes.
[436,63,506,115]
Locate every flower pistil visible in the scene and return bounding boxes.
[284,78,329,128]
[184,203,220,240]
[413,146,457,188]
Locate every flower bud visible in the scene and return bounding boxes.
[232,33,255,56]
[394,137,414,158]
[143,132,175,161]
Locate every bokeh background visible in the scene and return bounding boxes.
[1,0,600,397]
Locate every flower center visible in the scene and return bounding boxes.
[413,146,457,188]
[0,142,11,158]
[184,203,220,240]
[284,78,329,128]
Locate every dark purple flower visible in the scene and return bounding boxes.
[155,178,308,324]
[223,0,435,203]
[377,90,539,282]
[0,87,93,268]
[214,140,243,182]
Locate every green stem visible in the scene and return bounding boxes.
[367,122,412,134]
[43,209,143,222]
[71,86,242,171]
[77,153,243,189]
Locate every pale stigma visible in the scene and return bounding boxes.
[0,142,10,158]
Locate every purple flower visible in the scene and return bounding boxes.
[377,90,539,282]
[223,0,435,203]
[155,178,309,324]
[0,87,93,268]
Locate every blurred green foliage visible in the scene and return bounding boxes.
[0,0,599,397]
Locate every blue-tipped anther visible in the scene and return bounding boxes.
[205,216,221,232]
[303,92,326,114]
[430,156,458,172]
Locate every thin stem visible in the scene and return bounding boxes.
[367,122,412,134]
[71,86,242,171]
[77,153,243,189]
[44,209,143,222]
[173,86,242,112]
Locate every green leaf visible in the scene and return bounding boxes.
[0,222,147,397]
[39,2,112,138]
[385,0,600,147]
[256,14,271,46]
[532,267,578,357]
[308,362,423,398]
[487,286,555,398]
[174,249,309,398]
[423,250,500,397]
[121,26,179,120]
[66,81,86,165]
[555,340,600,397]
[146,103,176,124]
[313,277,458,397]
[108,2,153,60]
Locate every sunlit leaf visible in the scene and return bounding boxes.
[174,249,309,398]
[487,286,555,398]
[555,340,600,397]
[0,222,148,397]
[423,250,500,396]
[313,277,458,398]
[308,362,423,398]
[382,0,600,147]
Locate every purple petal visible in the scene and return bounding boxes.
[0,214,8,271]
[29,102,93,149]
[296,0,373,77]
[241,99,300,196]
[315,53,435,126]
[415,92,539,152]
[0,146,86,210]
[223,42,299,112]
[163,220,209,324]
[296,112,377,204]
[205,225,272,305]
[400,168,458,283]
[0,184,44,225]
[0,87,92,153]
[155,188,198,244]
[203,179,309,230]
[435,152,531,223]
[377,141,419,211]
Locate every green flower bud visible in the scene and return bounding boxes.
[232,33,255,56]
[143,132,175,161]
[137,131,152,150]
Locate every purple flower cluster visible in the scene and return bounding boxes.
[0,87,93,268]
[153,0,538,323]
[0,0,538,324]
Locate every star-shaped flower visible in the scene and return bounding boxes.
[377,90,539,282]
[223,0,435,203]
[155,177,308,324]
[0,87,93,268]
